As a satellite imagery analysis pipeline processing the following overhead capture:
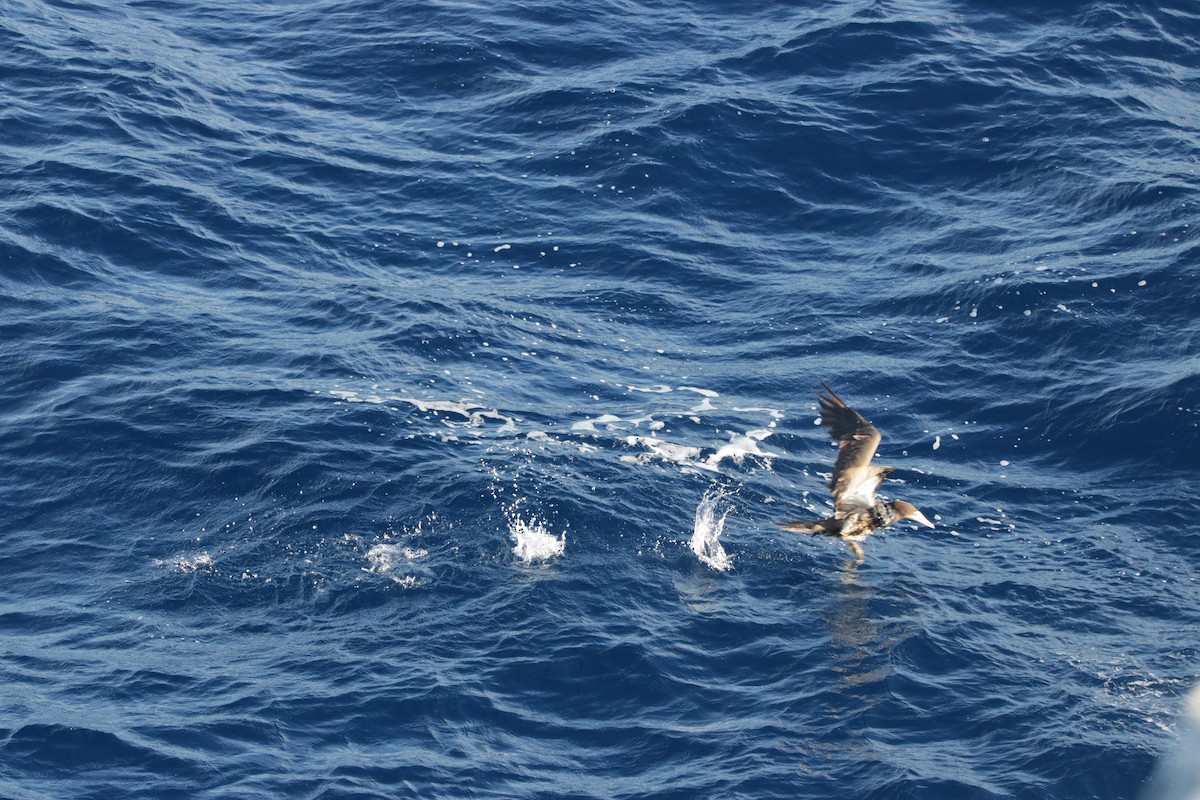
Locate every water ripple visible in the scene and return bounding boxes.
[2,0,1198,797]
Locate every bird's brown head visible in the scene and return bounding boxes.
[891,500,934,528]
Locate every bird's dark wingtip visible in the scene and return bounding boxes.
[816,378,845,407]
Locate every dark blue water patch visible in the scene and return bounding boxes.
[2,722,212,796]
[0,236,101,290]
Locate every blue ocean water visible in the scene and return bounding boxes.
[2,0,1198,797]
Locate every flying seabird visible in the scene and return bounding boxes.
[779,381,934,557]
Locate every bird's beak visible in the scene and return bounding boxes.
[910,510,935,529]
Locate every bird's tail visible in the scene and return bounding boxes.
[777,518,841,535]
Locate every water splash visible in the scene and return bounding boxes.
[156,551,215,573]
[508,506,566,563]
[364,543,427,571]
[362,516,433,587]
[690,486,733,572]
[363,543,426,587]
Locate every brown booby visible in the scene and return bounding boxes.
[779,381,933,557]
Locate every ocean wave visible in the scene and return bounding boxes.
[2,0,1197,797]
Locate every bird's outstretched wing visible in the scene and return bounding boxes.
[818,381,889,514]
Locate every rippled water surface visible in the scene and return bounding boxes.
[2,0,1199,797]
